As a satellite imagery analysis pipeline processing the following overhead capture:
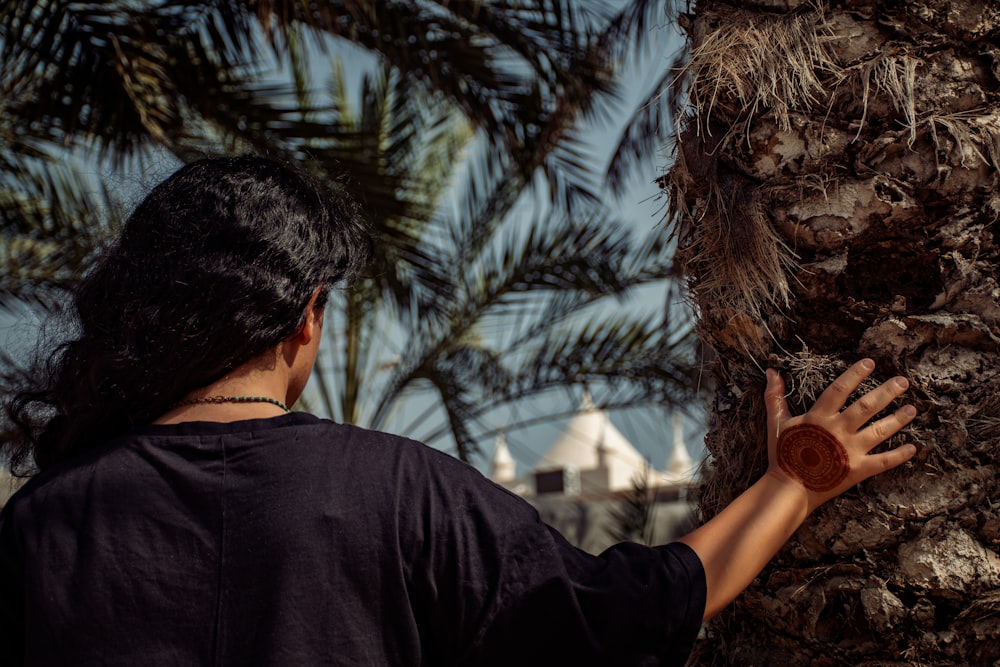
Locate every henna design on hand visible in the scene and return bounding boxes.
[776,424,849,492]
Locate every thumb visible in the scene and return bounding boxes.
[764,369,790,433]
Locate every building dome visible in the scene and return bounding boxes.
[534,392,651,494]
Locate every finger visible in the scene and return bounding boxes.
[812,358,875,414]
[857,404,918,451]
[857,442,917,480]
[764,368,790,430]
[841,376,910,431]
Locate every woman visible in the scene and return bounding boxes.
[0,156,917,665]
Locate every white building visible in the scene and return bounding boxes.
[490,394,699,553]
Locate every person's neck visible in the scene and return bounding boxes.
[154,356,293,425]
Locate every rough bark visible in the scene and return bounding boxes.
[666,1,1000,664]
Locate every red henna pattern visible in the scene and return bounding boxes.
[777,424,849,492]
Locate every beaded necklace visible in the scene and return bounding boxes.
[174,395,291,413]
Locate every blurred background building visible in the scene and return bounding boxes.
[491,395,697,554]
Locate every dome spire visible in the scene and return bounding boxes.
[490,429,516,484]
[667,411,694,478]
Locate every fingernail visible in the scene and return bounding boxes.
[861,359,875,370]
[766,369,776,381]
[902,405,916,417]
[895,377,909,389]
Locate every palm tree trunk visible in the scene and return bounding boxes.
[665,1,1000,664]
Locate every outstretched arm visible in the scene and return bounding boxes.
[679,359,917,621]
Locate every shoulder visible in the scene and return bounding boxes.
[236,414,517,511]
[281,415,470,472]
[0,441,114,532]
[292,419,539,524]
[0,465,70,551]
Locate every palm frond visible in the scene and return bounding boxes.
[499,315,697,449]
[411,342,512,461]
[609,470,658,545]
[178,0,612,150]
[599,0,677,61]
[311,65,473,316]
[605,67,676,198]
[0,152,120,311]
[1,2,191,161]
[411,309,698,452]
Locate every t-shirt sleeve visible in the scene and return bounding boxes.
[464,527,706,667]
[401,445,705,667]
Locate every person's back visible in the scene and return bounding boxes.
[4,415,451,664]
[2,412,709,666]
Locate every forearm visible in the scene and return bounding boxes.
[679,471,810,621]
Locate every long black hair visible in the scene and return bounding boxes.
[4,156,373,475]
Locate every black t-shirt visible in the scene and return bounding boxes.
[0,413,705,665]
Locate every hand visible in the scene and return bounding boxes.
[764,358,917,513]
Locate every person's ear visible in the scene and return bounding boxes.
[292,287,325,346]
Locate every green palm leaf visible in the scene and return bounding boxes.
[0,151,120,311]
